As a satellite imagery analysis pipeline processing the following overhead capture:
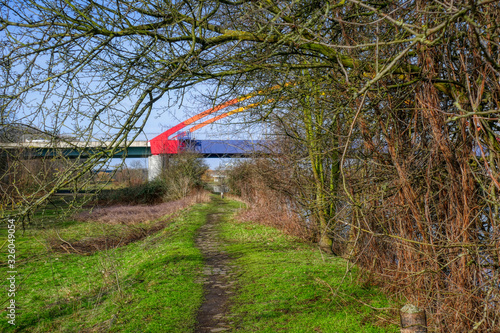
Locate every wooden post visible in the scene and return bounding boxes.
[400,304,427,333]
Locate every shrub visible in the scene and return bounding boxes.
[97,179,168,205]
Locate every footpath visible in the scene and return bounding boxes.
[195,199,237,332]
[192,198,398,332]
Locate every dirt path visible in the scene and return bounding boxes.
[194,203,237,333]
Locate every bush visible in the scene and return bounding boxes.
[161,151,209,201]
[96,152,208,205]
[97,179,168,205]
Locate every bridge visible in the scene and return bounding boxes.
[1,141,152,158]
[1,87,277,180]
[0,139,264,159]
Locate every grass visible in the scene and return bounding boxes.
[0,200,213,332]
[1,196,398,332]
[219,200,399,333]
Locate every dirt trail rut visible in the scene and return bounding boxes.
[194,204,237,333]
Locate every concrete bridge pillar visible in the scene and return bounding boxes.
[148,154,163,181]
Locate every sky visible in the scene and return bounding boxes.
[108,84,265,170]
[3,29,264,171]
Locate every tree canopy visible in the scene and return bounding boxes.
[1,1,500,330]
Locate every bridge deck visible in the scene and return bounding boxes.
[1,140,266,158]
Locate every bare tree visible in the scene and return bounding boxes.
[1,1,499,330]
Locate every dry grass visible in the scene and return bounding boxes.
[230,195,314,242]
[50,191,211,255]
[76,190,210,225]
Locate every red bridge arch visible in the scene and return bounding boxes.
[149,84,289,155]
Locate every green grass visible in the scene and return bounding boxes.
[0,201,213,332]
[219,200,398,333]
[1,197,397,332]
